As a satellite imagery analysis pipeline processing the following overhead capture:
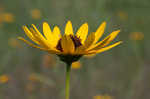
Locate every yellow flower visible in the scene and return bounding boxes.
[18,21,122,63]
[28,73,38,82]
[71,61,81,69]
[0,75,9,84]
[2,13,15,23]
[129,32,144,41]
[93,95,112,99]
[30,9,41,19]
[117,11,128,20]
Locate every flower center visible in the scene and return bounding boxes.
[56,35,82,52]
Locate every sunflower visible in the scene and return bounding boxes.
[18,20,122,99]
[18,20,121,63]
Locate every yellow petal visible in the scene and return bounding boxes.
[18,37,47,50]
[30,27,48,48]
[22,26,39,44]
[102,30,120,46]
[65,20,74,35]
[71,61,81,69]
[91,41,122,54]
[18,37,61,54]
[76,23,88,44]
[31,25,54,49]
[89,36,110,50]
[53,26,61,38]
[32,24,57,49]
[74,45,86,55]
[52,26,61,46]
[83,51,96,55]
[73,43,97,55]
[47,50,62,54]
[83,32,95,50]
[32,24,47,40]
[75,48,95,55]
[43,22,53,41]
[75,32,95,54]
[94,21,106,44]
[89,30,120,51]
[84,54,96,58]
[61,35,75,54]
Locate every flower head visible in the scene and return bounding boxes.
[93,95,112,99]
[0,75,9,84]
[18,20,122,64]
[117,11,128,21]
[129,32,144,41]
[1,13,15,23]
[71,61,81,69]
[30,9,41,19]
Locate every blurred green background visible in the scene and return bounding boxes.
[0,0,149,99]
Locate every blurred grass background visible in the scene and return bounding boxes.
[0,0,149,99]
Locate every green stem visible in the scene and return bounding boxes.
[65,63,71,99]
